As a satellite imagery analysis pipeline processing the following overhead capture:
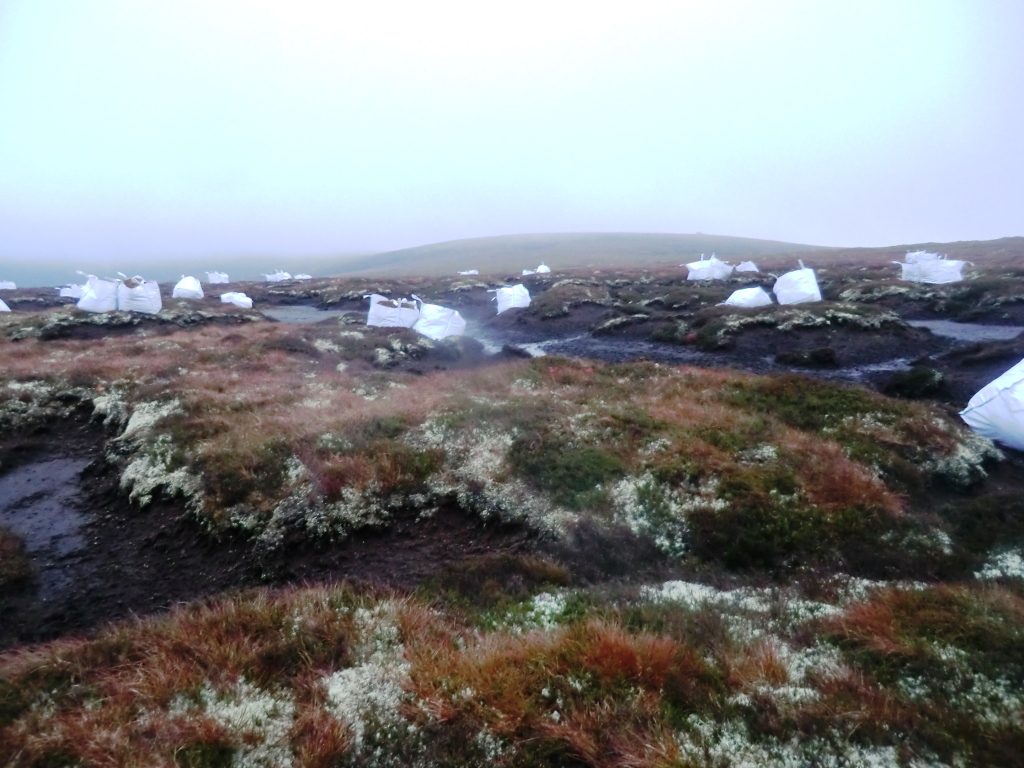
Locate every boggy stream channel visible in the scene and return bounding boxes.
[1,312,1021,650]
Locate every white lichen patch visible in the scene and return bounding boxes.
[923,426,1003,487]
[322,601,420,763]
[975,549,1024,581]
[610,474,727,559]
[119,433,201,507]
[170,678,296,768]
[116,399,182,443]
[314,338,341,353]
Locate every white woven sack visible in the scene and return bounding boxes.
[458,270,479,275]
[905,250,941,263]
[263,270,291,282]
[117,278,162,314]
[536,264,551,273]
[77,276,118,313]
[207,271,230,284]
[294,274,312,280]
[220,292,253,308]
[961,357,1024,451]
[172,276,204,299]
[0,281,15,290]
[412,296,466,340]
[494,284,531,314]
[59,284,85,299]
[686,255,733,280]
[720,286,773,308]
[0,299,9,312]
[365,294,420,328]
[773,263,821,305]
[735,261,759,273]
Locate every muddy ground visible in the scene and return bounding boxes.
[1,264,1022,649]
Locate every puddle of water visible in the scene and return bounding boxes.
[909,320,1024,342]
[0,458,92,600]
[261,306,353,324]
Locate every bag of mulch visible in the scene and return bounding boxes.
[720,286,773,308]
[263,270,291,282]
[735,261,759,273]
[117,276,162,314]
[77,275,119,313]
[458,269,479,275]
[960,357,1024,451]
[493,284,531,314]
[0,299,10,312]
[58,284,85,299]
[0,280,15,290]
[172,276,204,299]
[220,291,253,308]
[365,294,420,328]
[412,295,466,340]
[773,262,821,304]
[206,271,230,284]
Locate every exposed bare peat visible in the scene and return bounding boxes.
[1,258,1023,767]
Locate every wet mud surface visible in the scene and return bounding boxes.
[0,418,532,650]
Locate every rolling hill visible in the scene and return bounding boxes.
[331,232,826,276]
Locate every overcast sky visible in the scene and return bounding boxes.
[0,0,1021,260]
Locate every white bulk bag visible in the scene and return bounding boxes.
[0,281,15,290]
[720,286,773,308]
[960,357,1024,451]
[294,273,312,280]
[896,257,965,284]
[77,275,119,313]
[773,262,821,305]
[58,284,85,299]
[365,294,420,328]
[686,255,733,280]
[0,299,10,312]
[458,269,479,275]
[172,276,204,299]
[412,295,466,340]
[493,284,531,314]
[117,277,162,314]
[263,270,291,282]
[220,291,253,308]
[522,269,536,276]
[735,261,759,273]
[207,271,230,284]
[536,263,551,274]
[905,250,941,263]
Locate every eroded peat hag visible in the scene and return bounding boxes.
[3,257,1024,766]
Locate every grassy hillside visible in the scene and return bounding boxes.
[754,236,1024,271]
[333,232,827,277]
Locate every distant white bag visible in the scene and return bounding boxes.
[294,274,312,280]
[365,294,420,328]
[207,271,230,284]
[117,277,162,314]
[458,269,479,276]
[735,261,759,273]
[896,256,965,284]
[172,276,204,299]
[686,254,733,280]
[536,263,551,274]
[220,291,253,309]
[0,299,9,312]
[522,269,536,276]
[412,295,466,340]
[58,284,85,299]
[77,275,119,313]
[961,357,1024,451]
[773,262,821,304]
[263,270,291,282]
[0,281,15,290]
[493,284,531,314]
[720,286,773,308]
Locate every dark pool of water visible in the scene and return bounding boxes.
[0,458,92,600]
[908,320,1024,342]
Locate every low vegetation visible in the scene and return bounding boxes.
[2,576,1022,767]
